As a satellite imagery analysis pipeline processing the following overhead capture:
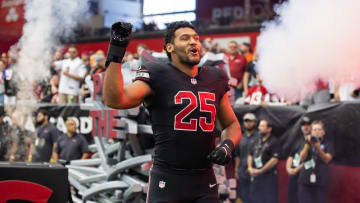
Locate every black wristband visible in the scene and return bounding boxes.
[222,139,235,154]
[105,45,127,68]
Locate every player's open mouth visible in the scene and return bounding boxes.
[189,48,199,55]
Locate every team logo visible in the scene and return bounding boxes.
[159,180,166,189]
[6,7,19,22]
[191,78,197,85]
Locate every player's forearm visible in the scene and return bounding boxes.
[103,21,132,109]
[222,120,241,146]
[103,62,125,108]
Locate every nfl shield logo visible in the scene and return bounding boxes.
[191,78,197,85]
[159,180,166,189]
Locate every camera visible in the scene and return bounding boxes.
[310,136,319,143]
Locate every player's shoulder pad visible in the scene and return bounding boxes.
[203,66,229,80]
[135,61,168,80]
[138,61,169,73]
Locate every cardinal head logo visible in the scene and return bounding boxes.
[6,7,19,22]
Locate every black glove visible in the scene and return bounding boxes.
[105,21,132,68]
[207,139,234,165]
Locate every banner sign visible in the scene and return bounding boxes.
[0,0,25,37]
[196,0,280,23]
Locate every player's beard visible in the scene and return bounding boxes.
[175,47,200,66]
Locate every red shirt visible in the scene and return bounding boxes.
[245,85,269,105]
[315,79,329,91]
[226,53,247,84]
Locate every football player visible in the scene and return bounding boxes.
[103,21,241,203]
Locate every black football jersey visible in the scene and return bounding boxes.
[135,62,229,169]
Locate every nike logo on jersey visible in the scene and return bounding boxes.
[209,183,217,188]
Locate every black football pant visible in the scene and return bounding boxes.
[146,165,219,203]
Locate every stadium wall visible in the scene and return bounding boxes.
[74,28,260,56]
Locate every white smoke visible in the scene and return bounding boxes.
[11,0,89,118]
[256,0,360,101]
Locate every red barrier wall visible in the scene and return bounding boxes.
[277,161,360,203]
[75,32,260,56]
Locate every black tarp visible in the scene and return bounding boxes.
[233,102,360,166]
[18,102,360,167]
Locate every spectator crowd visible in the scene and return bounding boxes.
[1,39,360,107]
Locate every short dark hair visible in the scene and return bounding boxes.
[38,109,50,119]
[260,119,272,128]
[163,21,197,60]
[242,42,252,52]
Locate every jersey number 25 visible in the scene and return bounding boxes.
[174,91,216,132]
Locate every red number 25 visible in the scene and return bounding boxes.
[174,91,216,132]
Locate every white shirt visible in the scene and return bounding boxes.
[55,57,86,95]
[338,83,360,101]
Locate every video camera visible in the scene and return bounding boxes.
[310,136,320,143]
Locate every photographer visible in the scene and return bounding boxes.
[298,120,334,203]
[286,116,311,203]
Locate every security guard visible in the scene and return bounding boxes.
[234,113,258,203]
[298,120,334,203]
[248,119,280,203]
[286,116,311,203]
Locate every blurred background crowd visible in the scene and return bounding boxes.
[1,38,359,107]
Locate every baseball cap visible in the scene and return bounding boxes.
[243,113,256,121]
[300,116,311,125]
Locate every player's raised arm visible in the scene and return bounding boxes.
[103,22,151,109]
